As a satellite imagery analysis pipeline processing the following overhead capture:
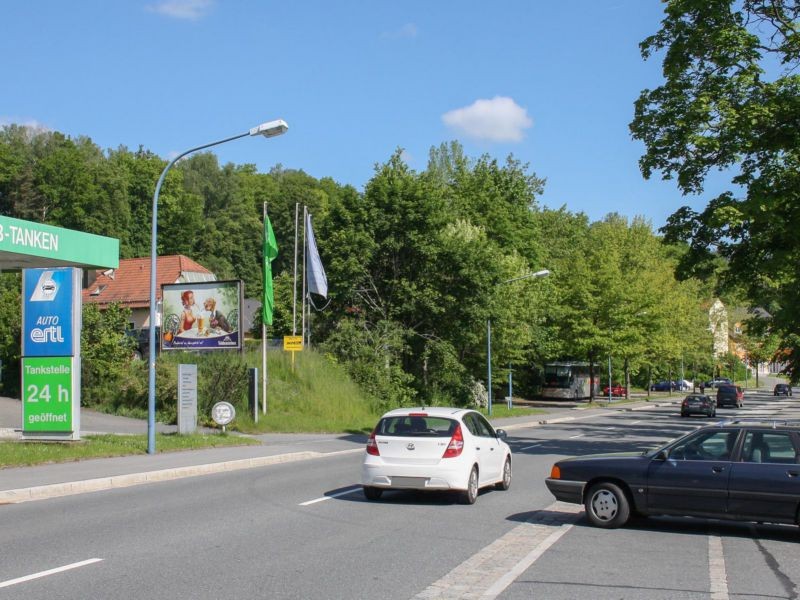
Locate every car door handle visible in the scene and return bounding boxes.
[788,471,799,478]
[711,466,725,473]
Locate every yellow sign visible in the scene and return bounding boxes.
[283,336,303,351]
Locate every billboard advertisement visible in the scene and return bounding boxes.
[22,267,81,357]
[161,280,242,351]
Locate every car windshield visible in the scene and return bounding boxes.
[376,415,457,437]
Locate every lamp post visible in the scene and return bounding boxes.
[147,119,288,455]
[487,269,550,416]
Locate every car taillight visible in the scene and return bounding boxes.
[550,465,561,479]
[366,429,380,456]
[442,424,464,458]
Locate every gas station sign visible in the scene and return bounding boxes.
[21,267,82,439]
[21,356,78,433]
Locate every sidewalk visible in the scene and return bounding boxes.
[0,394,685,505]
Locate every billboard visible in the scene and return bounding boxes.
[161,280,242,351]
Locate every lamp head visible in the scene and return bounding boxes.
[250,119,289,138]
[533,269,551,278]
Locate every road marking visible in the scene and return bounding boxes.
[412,502,581,599]
[299,486,361,506]
[0,558,103,589]
[630,420,641,425]
[520,443,541,450]
[568,434,584,439]
[708,535,729,600]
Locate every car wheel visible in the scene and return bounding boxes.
[585,482,630,529]
[460,466,479,505]
[496,457,512,491]
[362,486,383,501]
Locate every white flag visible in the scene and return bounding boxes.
[306,212,328,298]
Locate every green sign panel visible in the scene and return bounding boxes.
[0,215,118,270]
[22,356,76,433]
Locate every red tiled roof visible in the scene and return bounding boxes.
[82,255,213,308]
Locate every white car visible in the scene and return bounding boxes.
[361,407,512,504]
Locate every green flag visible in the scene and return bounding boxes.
[262,215,279,325]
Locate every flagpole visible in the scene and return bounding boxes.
[262,202,268,415]
[292,203,299,335]
[302,205,308,347]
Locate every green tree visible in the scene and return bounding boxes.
[630,0,800,380]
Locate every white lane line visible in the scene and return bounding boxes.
[630,420,641,425]
[520,444,541,450]
[568,434,584,439]
[708,535,729,600]
[299,486,361,506]
[412,501,581,600]
[481,525,573,599]
[0,558,103,589]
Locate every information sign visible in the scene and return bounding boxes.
[283,336,303,351]
[22,356,77,434]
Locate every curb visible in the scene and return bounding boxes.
[0,448,363,505]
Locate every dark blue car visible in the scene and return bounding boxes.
[546,420,800,528]
[649,380,674,391]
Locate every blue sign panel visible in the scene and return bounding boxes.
[22,267,78,356]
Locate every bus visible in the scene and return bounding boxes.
[540,361,598,400]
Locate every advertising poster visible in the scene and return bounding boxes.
[161,280,242,351]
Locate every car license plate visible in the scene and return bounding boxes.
[391,476,428,488]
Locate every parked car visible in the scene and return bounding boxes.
[650,381,674,392]
[704,378,733,389]
[602,383,627,397]
[680,394,716,418]
[674,379,693,391]
[774,383,793,397]
[545,420,800,529]
[124,327,161,360]
[361,407,512,504]
[716,384,744,408]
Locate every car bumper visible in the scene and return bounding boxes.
[361,460,470,491]
[682,406,713,415]
[545,478,584,504]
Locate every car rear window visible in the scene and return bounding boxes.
[376,416,457,437]
[718,385,736,393]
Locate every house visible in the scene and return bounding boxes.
[82,255,216,329]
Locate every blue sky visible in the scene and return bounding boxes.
[2,0,714,229]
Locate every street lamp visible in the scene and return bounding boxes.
[147,119,288,454]
[487,269,550,416]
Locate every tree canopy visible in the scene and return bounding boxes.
[630,0,800,379]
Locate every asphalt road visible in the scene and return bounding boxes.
[1,388,798,599]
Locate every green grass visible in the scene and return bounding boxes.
[0,432,260,469]
[233,350,383,434]
[478,405,547,419]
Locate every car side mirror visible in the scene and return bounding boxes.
[653,449,669,461]
[495,428,508,441]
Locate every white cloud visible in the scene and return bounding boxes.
[381,23,418,39]
[147,0,213,21]
[0,117,50,133]
[442,96,532,142]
